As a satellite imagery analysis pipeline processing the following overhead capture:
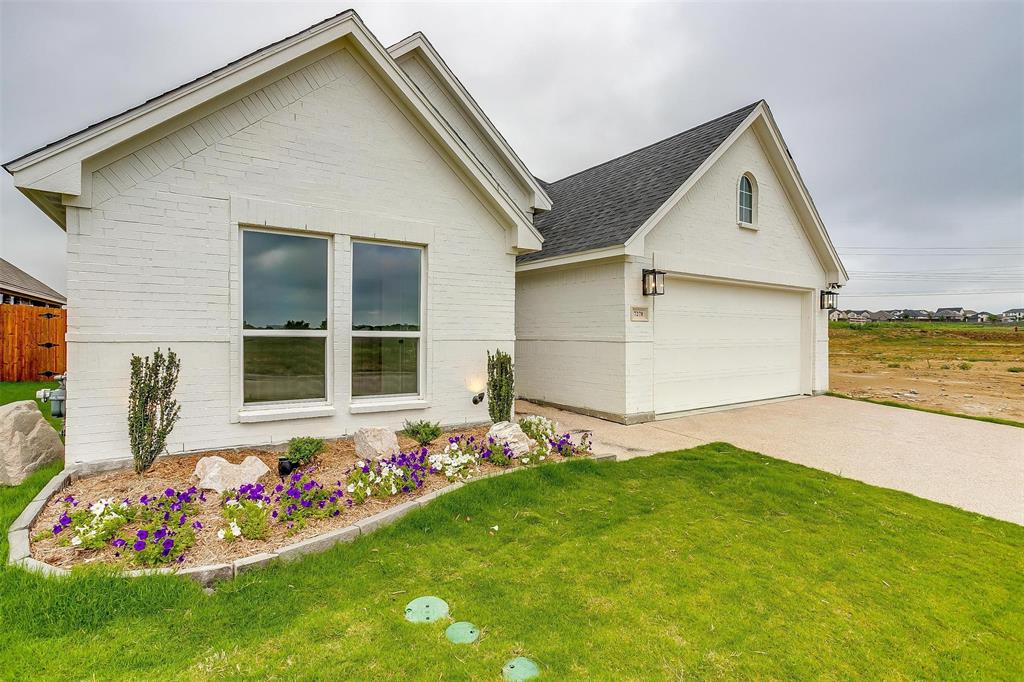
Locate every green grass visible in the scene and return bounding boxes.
[0,381,61,433]
[826,391,1024,429]
[2,444,1022,679]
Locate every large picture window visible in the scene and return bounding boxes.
[242,230,329,404]
[351,241,422,398]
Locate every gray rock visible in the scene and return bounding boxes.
[354,427,399,460]
[193,455,269,494]
[0,401,64,486]
[486,421,534,457]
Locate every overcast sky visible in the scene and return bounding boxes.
[1,0,1022,312]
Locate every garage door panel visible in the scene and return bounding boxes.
[654,278,804,413]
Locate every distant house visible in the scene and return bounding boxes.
[828,309,848,322]
[868,310,894,322]
[885,309,906,319]
[933,307,966,322]
[846,310,871,324]
[1002,308,1024,323]
[0,258,66,308]
[901,309,930,320]
[966,311,993,323]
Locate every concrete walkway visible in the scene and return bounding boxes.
[517,396,1024,525]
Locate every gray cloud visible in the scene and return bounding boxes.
[2,1,1021,312]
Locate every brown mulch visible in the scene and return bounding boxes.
[29,424,584,570]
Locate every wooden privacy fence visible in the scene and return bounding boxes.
[0,304,67,382]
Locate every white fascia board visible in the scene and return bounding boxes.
[624,102,848,285]
[515,245,629,273]
[388,33,553,212]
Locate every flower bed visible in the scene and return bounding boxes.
[27,420,594,572]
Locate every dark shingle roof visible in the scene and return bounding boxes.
[0,258,65,304]
[519,101,760,264]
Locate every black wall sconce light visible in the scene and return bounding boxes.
[820,287,839,310]
[642,268,665,296]
[472,391,485,404]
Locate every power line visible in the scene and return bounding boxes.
[842,289,1024,298]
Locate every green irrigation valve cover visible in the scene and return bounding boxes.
[404,596,449,623]
[502,656,540,681]
[444,621,479,644]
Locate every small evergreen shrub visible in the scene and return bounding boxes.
[487,349,514,423]
[128,348,181,474]
[286,437,325,465]
[1008,367,1024,373]
[401,419,443,445]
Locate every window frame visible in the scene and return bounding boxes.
[239,227,333,408]
[349,239,426,402]
[737,173,757,228]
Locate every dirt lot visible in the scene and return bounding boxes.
[829,322,1024,422]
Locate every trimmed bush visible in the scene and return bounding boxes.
[128,348,181,474]
[487,349,514,423]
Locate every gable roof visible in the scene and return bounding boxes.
[519,102,758,263]
[3,10,543,252]
[0,258,66,305]
[387,32,551,213]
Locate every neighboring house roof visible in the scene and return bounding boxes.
[868,311,893,321]
[519,102,758,263]
[1003,308,1024,314]
[0,258,66,305]
[902,309,930,317]
[3,10,544,252]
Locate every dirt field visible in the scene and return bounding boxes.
[829,322,1024,422]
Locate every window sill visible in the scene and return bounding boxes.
[238,404,335,423]
[349,399,429,414]
[737,221,758,231]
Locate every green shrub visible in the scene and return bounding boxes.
[221,497,271,541]
[958,362,972,371]
[487,349,515,423]
[1008,367,1023,373]
[128,348,181,474]
[401,419,442,445]
[286,437,325,465]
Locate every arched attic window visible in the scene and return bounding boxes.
[738,174,757,226]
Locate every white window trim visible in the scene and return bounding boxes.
[239,227,333,410]
[737,172,758,230]
[349,240,427,406]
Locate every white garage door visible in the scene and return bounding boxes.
[653,278,805,414]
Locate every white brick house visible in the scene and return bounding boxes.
[5,11,846,464]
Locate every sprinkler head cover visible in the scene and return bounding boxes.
[404,596,449,623]
[445,621,479,644]
[502,656,540,681]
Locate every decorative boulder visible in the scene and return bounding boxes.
[0,401,64,486]
[193,455,269,493]
[486,421,534,457]
[354,427,399,460]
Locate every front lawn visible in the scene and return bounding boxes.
[1,444,1021,679]
[0,380,61,433]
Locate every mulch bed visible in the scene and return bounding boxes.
[29,424,584,570]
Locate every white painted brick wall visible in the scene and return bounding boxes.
[515,126,833,418]
[65,47,516,465]
[397,53,532,214]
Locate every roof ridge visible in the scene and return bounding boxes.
[547,100,763,186]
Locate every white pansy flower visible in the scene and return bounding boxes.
[70,536,82,546]
[217,529,226,540]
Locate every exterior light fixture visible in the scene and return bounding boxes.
[820,288,839,310]
[642,269,665,296]
[472,391,485,404]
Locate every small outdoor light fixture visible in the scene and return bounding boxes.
[472,391,485,404]
[820,287,839,310]
[642,268,665,296]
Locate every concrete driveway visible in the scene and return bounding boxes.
[517,396,1024,525]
